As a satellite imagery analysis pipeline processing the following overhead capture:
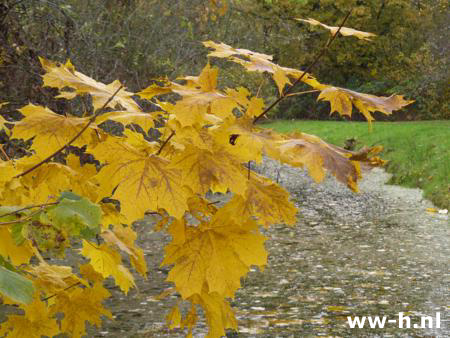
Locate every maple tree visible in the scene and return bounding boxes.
[0,13,413,337]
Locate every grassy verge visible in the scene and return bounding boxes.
[263,120,450,209]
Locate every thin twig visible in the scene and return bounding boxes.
[41,282,81,302]
[14,85,124,178]
[0,145,10,161]
[285,89,320,97]
[0,209,42,226]
[0,202,59,219]
[156,130,175,156]
[253,9,352,124]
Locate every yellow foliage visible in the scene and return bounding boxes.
[0,38,410,338]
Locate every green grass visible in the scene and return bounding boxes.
[263,120,450,209]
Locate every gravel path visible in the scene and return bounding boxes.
[94,160,449,337]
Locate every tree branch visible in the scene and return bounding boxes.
[253,9,352,124]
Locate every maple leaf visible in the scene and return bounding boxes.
[203,41,324,93]
[40,58,139,111]
[276,132,364,191]
[26,264,84,295]
[318,86,414,125]
[90,136,188,220]
[139,64,238,126]
[297,18,377,41]
[0,227,34,266]
[80,240,135,293]
[166,304,182,329]
[168,142,248,195]
[13,156,98,205]
[190,290,238,338]
[12,104,98,157]
[218,173,297,228]
[0,298,60,338]
[212,116,282,164]
[162,214,267,299]
[103,225,148,277]
[50,282,112,338]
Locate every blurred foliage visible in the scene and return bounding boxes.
[0,0,448,122]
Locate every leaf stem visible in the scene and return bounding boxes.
[253,9,352,124]
[41,282,81,302]
[14,85,124,178]
[156,130,175,156]
[0,202,59,219]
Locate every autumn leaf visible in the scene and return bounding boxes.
[80,240,135,293]
[190,290,238,338]
[162,214,267,299]
[0,298,60,338]
[166,304,182,329]
[296,18,377,41]
[318,86,414,125]
[0,227,34,266]
[40,58,139,111]
[103,225,148,277]
[212,116,282,164]
[276,132,362,191]
[96,110,157,131]
[12,104,98,157]
[26,264,83,295]
[50,282,112,338]
[203,41,324,91]
[90,136,188,220]
[218,173,297,227]
[168,142,248,195]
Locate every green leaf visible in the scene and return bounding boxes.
[59,191,82,201]
[0,266,34,304]
[47,196,102,238]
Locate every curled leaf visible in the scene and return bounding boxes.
[297,18,376,41]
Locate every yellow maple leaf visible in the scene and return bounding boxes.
[169,143,247,195]
[219,173,297,227]
[90,136,188,220]
[26,264,84,295]
[213,116,282,164]
[166,304,182,329]
[297,18,377,41]
[318,86,414,126]
[104,225,148,277]
[0,298,60,338]
[0,227,34,266]
[40,58,139,111]
[12,104,98,157]
[139,64,238,126]
[277,132,366,191]
[50,282,112,338]
[80,240,135,293]
[190,290,238,338]
[203,41,325,91]
[162,214,267,299]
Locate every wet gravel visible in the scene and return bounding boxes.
[93,159,449,338]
